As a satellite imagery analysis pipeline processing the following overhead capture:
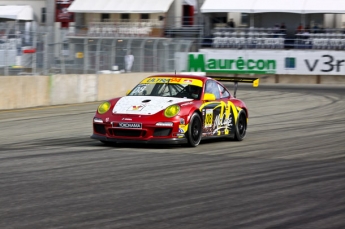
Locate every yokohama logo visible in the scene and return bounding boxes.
[119,122,142,128]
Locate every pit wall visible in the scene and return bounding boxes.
[0,73,345,110]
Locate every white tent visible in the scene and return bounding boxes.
[68,0,175,13]
[0,5,33,21]
[201,0,345,14]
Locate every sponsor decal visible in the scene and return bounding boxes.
[205,109,213,128]
[187,53,276,74]
[213,113,232,134]
[181,102,193,106]
[55,0,74,23]
[285,57,296,69]
[131,85,147,95]
[119,123,142,128]
[141,77,203,87]
[146,78,170,83]
[304,54,345,73]
[179,124,188,135]
[122,118,132,121]
[127,105,144,111]
[170,78,182,83]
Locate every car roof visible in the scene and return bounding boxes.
[147,74,215,83]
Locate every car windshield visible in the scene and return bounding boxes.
[128,83,202,100]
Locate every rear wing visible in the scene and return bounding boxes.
[207,76,259,98]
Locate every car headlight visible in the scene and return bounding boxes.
[164,104,180,118]
[97,101,111,114]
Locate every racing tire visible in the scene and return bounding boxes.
[186,112,202,147]
[234,110,247,141]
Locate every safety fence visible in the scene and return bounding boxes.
[1,22,345,76]
[0,30,194,76]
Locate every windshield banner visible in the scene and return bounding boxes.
[141,77,203,87]
[175,49,345,75]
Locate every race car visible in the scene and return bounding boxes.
[91,74,259,147]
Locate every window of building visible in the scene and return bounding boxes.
[241,13,249,26]
[141,14,149,20]
[121,14,130,22]
[211,13,227,24]
[101,14,110,22]
[41,8,46,23]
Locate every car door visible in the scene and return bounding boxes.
[217,83,236,136]
[200,79,234,137]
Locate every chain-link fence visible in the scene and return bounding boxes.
[1,21,345,76]
[0,22,197,76]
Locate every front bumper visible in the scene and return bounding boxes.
[92,114,189,145]
[91,133,188,145]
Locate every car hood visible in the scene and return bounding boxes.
[112,96,193,115]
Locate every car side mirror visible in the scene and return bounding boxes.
[203,93,216,101]
[126,89,131,95]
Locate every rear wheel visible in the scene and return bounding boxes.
[186,112,202,147]
[234,110,247,141]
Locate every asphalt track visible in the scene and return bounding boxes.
[0,84,345,229]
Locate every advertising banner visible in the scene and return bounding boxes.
[56,0,74,23]
[175,49,345,75]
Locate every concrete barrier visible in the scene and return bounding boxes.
[0,72,345,111]
[50,74,97,105]
[0,75,49,110]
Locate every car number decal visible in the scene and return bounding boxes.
[205,109,213,128]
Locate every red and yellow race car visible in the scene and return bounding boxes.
[91,74,259,147]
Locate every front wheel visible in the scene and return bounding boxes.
[186,112,202,147]
[234,110,247,141]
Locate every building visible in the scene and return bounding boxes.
[0,0,45,23]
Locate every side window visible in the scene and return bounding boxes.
[205,80,220,99]
[218,84,230,98]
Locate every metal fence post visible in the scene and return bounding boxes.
[32,30,37,75]
[83,38,88,74]
[153,39,159,72]
[60,42,65,74]
[163,41,169,72]
[184,40,192,53]
[140,39,147,72]
[43,33,48,75]
[96,39,101,73]
[4,38,8,76]
[110,39,116,70]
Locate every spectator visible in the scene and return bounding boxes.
[227,18,235,28]
[124,52,134,73]
[273,24,280,33]
[273,24,280,37]
[297,23,304,33]
[302,29,310,39]
[312,23,320,33]
[280,23,286,34]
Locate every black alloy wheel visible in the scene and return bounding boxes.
[187,112,202,147]
[234,110,247,141]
